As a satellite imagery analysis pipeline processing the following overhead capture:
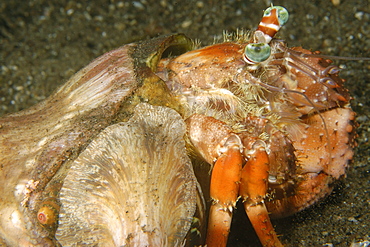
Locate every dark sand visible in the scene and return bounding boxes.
[1,0,369,246]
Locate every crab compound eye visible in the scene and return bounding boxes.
[264,6,289,26]
[243,43,271,64]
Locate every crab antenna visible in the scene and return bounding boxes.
[254,6,289,43]
[301,53,370,61]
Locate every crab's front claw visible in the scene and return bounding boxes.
[206,139,244,247]
[240,141,283,247]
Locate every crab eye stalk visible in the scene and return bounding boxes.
[243,43,271,64]
[264,6,289,27]
[255,6,289,43]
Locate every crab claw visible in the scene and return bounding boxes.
[240,141,283,247]
[206,136,244,247]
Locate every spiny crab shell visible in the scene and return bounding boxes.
[0,21,356,247]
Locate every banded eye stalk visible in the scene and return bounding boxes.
[243,6,289,65]
[256,6,289,43]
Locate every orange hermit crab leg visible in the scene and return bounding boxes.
[240,142,283,247]
[206,141,243,247]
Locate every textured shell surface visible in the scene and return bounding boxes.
[0,44,139,246]
[0,33,199,246]
[56,103,197,246]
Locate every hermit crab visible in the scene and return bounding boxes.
[0,5,357,247]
